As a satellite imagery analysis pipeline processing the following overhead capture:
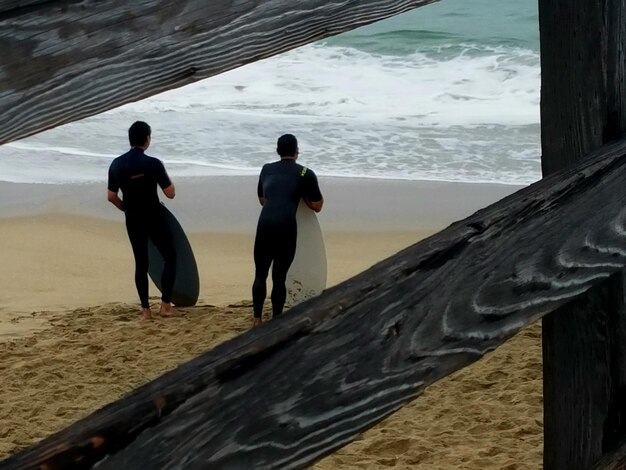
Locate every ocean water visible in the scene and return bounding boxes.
[0,0,541,185]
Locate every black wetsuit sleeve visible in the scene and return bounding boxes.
[302,168,323,202]
[257,166,265,198]
[107,164,119,193]
[156,160,172,189]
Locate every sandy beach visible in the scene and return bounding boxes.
[0,176,544,468]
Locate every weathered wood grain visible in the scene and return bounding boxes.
[0,0,52,13]
[1,140,625,469]
[539,0,626,467]
[593,436,626,469]
[542,275,626,469]
[539,0,626,175]
[0,0,438,144]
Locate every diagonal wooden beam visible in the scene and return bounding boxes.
[593,436,626,469]
[0,1,53,12]
[0,0,438,144]
[1,139,625,469]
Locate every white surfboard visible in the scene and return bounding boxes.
[285,200,327,308]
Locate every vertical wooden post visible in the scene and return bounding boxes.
[543,276,626,468]
[539,0,626,468]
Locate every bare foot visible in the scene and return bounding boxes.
[140,308,152,320]
[252,317,262,328]
[159,302,175,317]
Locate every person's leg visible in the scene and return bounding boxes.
[148,217,177,316]
[126,217,151,319]
[270,228,297,317]
[252,229,273,326]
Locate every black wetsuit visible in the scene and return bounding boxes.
[253,159,323,318]
[107,148,176,308]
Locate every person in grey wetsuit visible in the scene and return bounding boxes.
[252,134,324,327]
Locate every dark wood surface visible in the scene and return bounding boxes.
[543,275,626,469]
[593,436,626,469]
[539,0,626,468]
[0,1,52,13]
[0,0,438,144]
[1,140,625,469]
[539,0,626,175]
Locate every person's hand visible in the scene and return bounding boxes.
[304,198,323,212]
[253,317,262,327]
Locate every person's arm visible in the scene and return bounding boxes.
[257,167,265,206]
[106,164,124,211]
[302,168,323,213]
[107,190,124,212]
[157,160,175,199]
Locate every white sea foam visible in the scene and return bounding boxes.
[114,43,540,127]
[0,42,541,185]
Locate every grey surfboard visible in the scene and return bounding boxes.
[148,204,199,307]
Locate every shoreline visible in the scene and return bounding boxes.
[0,176,523,232]
[0,176,523,319]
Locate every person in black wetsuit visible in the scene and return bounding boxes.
[252,134,324,327]
[107,121,177,320]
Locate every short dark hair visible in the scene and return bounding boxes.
[128,121,151,147]
[277,134,298,157]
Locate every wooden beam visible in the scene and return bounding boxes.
[0,1,48,11]
[543,274,626,468]
[594,435,626,469]
[0,0,438,144]
[539,0,626,467]
[539,0,626,175]
[1,140,625,469]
